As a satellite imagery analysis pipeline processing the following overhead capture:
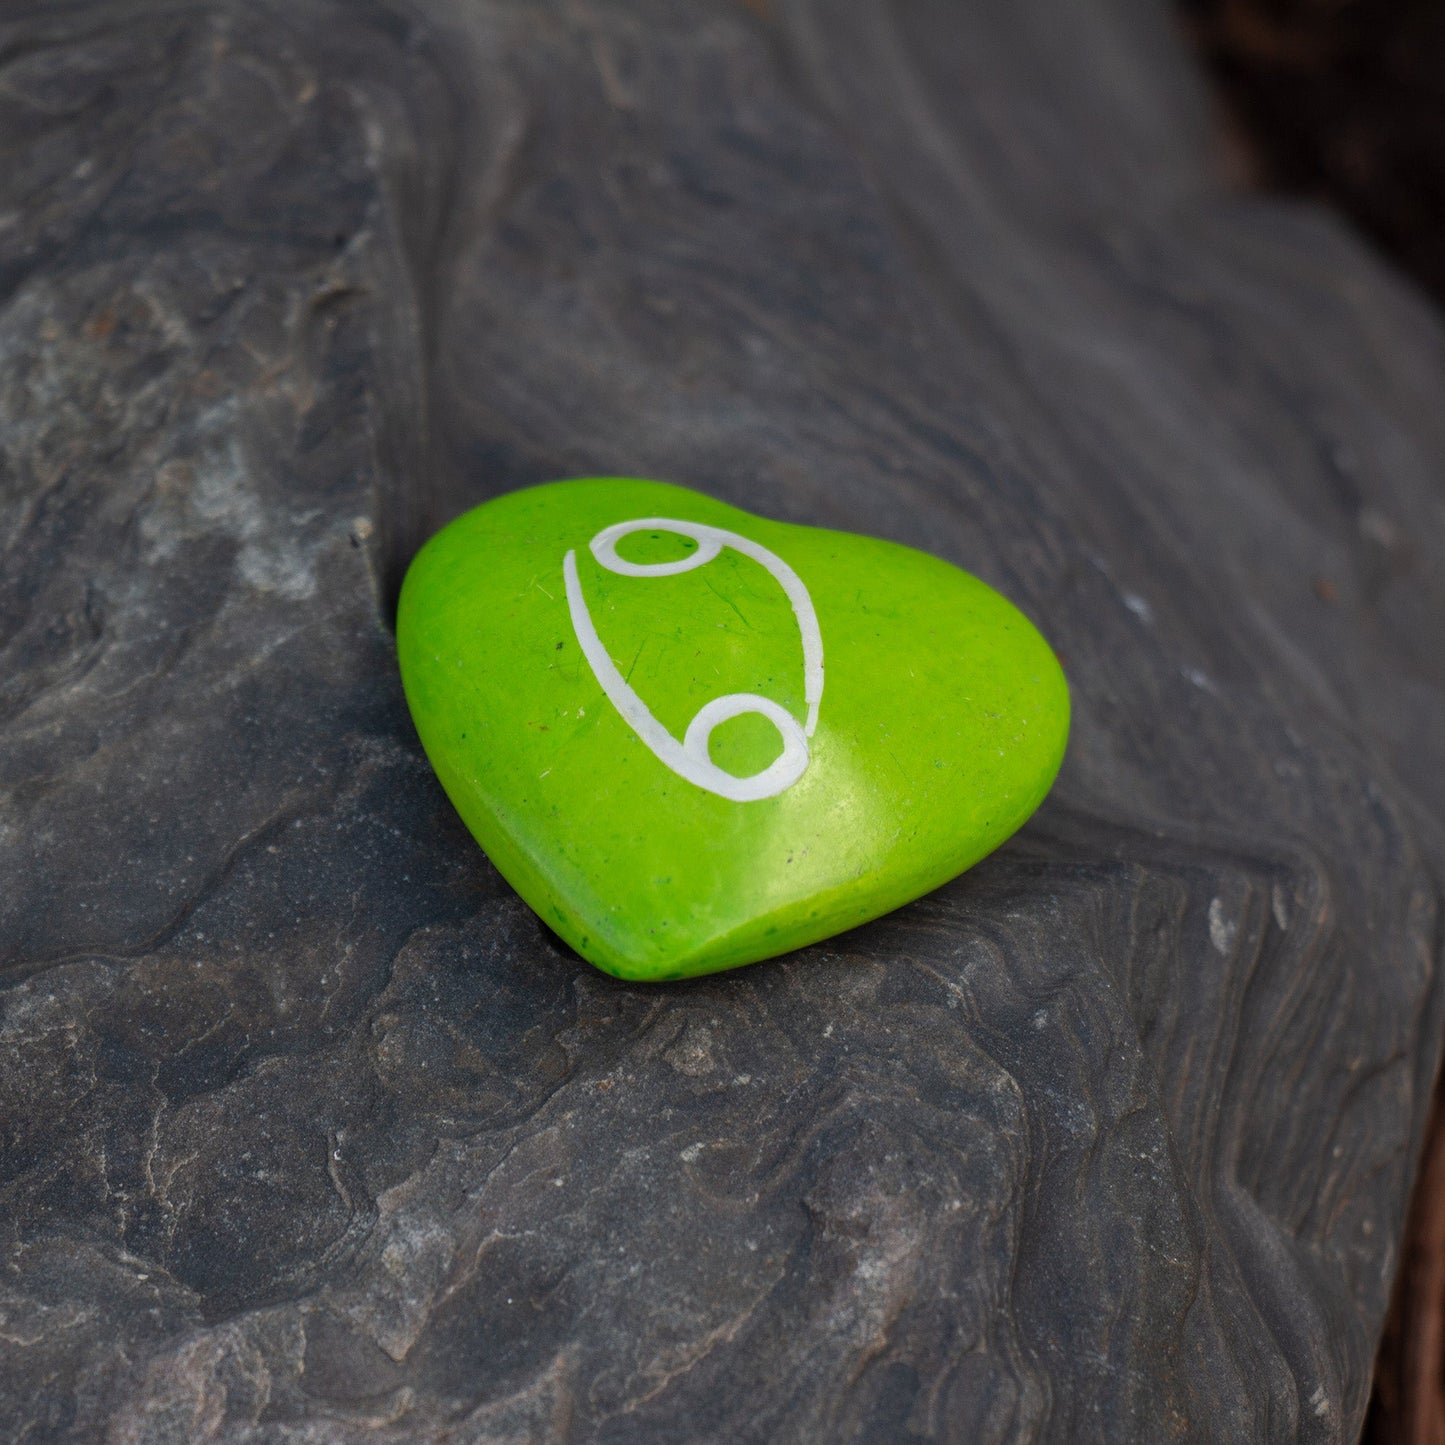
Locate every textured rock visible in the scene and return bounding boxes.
[0,0,1443,1440]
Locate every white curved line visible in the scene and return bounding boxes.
[681,693,809,803]
[588,519,823,736]
[562,518,824,802]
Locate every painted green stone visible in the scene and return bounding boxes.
[396,479,1069,981]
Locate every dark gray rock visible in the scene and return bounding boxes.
[1,0,1443,1440]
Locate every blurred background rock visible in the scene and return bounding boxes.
[1182,4,1445,1439]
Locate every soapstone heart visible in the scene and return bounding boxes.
[397,478,1069,980]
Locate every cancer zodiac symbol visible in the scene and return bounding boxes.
[562,518,823,802]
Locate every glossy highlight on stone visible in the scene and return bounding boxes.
[396,479,1069,980]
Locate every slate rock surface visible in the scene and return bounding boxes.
[2,0,1444,1440]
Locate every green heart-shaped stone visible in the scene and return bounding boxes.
[397,479,1068,980]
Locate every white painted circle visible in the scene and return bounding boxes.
[680,693,810,803]
[591,520,722,577]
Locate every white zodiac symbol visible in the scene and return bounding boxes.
[562,518,824,802]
